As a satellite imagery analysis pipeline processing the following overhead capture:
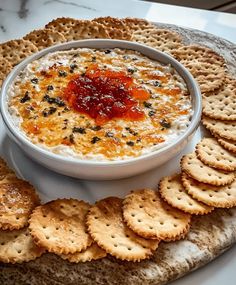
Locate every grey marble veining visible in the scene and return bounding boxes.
[44,0,97,12]
[0,0,235,43]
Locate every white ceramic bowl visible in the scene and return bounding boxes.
[0,40,201,180]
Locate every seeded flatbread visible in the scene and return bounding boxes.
[181,152,235,186]
[0,39,38,67]
[45,18,110,41]
[0,227,45,264]
[172,45,226,92]
[132,28,183,53]
[23,29,66,50]
[0,176,40,230]
[159,174,213,215]
[202,116,236,141]
[182,172,236,208]
[92,17,131,40]
[123,189,191,240]
[0,57,12,87]
[216,136,236,153]
[29,199,92,255]
[87,197,159,262]
[196,138,236,172]
[202,80,236,121]
[60,242,107,263]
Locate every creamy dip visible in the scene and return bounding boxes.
[8,48,192,161]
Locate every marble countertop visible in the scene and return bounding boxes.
[0,0,235,44]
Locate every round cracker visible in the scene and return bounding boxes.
[202,116,236,141]
[196,138,236,172]
[29,199,92,255]
[0,57,12,87]
[172,45,226,92]
[123,17,156,32]
[0,177,40,230]
[132,28,183,53]
[216,136,236,154]
[87,197,159,262]
[0,39,38,67]
[60,242,107,263]
[181,152,235,186]
[159,174,213,215]
[45,18,110,41]
[0,227,45,264]
[92,17,131,40]
[202,81,236,121]
[182,172,236,208]
[23,29,66,50]
[123,189,191,240]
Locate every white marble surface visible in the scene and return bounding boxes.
[0,0,235,43]
[0,0,236,285]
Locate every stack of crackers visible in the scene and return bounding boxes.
[0,17,235,265]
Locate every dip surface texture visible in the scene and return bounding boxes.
[8,48,192,161]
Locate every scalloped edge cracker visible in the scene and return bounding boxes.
[123,189,191,240]
[159,174,214,215]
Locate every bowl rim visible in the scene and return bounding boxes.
[0,39,202,166]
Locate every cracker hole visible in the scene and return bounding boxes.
[114,244,118,247]
[131,213,135,217]
[137,219,142,223]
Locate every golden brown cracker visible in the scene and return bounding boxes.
[159,174,213,215]
[0,158,14,179]
[181,152,235,186]
[216,136,236,154]
[60,242,107,263]
[196,138,236,172]
[202,116,236,141]
[182,172,236,208]
[92,17,131,40]
[87,197,159,262]
[29,199,92,255]
[202,81,236,121]
[23,29,66,50]
[0,227,45,263]
[45,18,110,41]
[172,45,226,92]
[123,17,156,32]
[0,178,40,230]
[123,189,191,240]
[0,57,12,87]
[0,39,38,67]
[132,28,183,53]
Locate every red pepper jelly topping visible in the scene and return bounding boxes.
[63,65,150,125]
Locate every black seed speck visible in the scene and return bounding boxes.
[104,49,111,54]
[153,81,161,87]
[91,137,101,144]
[148,110,156,117]
[47,85,54,91]
[42,107,57,117]
[126,141,134,146]
[58,70,67,77]
[160,119,171,129]
[91,126,102,131]
[20,91,30,103]
[73,127,86,134]
[31,78,38,84]
[143,101,152,108]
